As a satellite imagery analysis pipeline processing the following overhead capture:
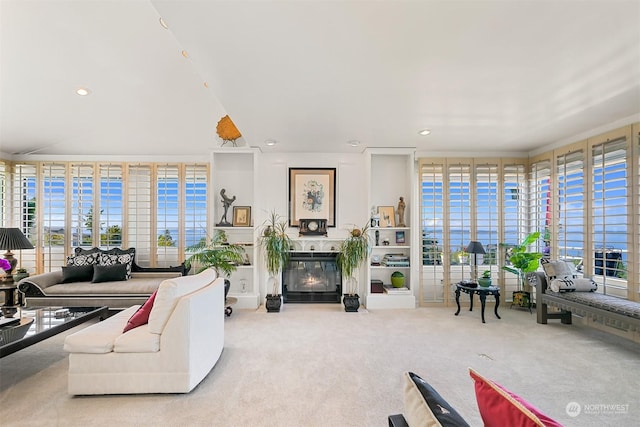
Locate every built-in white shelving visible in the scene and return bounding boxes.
[211,148,260,309]
[365,149,417,309]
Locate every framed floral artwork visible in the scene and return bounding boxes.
[289,168,336,227]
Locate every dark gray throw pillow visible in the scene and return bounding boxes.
[404,372,470,427]
[61,264,95,283]
[92,263,128,283]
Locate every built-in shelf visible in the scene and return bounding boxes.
[365,149,417,309]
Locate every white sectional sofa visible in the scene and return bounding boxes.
[63,268,224,395]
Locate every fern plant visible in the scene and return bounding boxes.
[258,211,292,296]
[337,222,371,295]
[185,229,245,277]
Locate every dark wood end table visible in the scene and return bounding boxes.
[454,283,501,323]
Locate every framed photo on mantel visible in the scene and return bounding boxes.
[289,168,336,227]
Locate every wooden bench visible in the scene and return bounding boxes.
[528,272,640,341]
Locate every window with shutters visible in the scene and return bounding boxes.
[591,137,628,294]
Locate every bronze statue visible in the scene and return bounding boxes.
[397,196,406,227]
[217,189,236,226]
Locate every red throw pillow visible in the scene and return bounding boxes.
[469,368,562,427]
[123,291,157,333]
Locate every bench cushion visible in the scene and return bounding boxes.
[547,291,640,320]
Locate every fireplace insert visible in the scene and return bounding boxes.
[282,252,342,303]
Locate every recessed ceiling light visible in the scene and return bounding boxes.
[347,140,360,147]
[204,82,209,88]
[264,139,277,146]
[181,50,189,58]
[418,129,431,136]
[76,87,90,96]
[159,18,169,29]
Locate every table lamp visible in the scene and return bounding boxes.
[465,241,486,282]
[0,228,34,282]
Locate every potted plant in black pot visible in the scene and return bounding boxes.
[337,222,371,312]
[501,231,542,309]
[185,229,245,298]
[258,211,292,312]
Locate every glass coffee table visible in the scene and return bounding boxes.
[0,306,108,358]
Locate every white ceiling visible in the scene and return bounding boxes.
[1,0,639,157]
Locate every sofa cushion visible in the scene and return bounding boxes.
[67,248,101,267]
[123,291,157,333]
[114,324,160,353]
[148,268,217,335]
[64,306,138,354]
[403,372,470,427]
[61,264,95,283]
[469,368,562,427]
[541,259,576,280]
[92,263,128,283]
[99,248,135,279]
[549,277,597,292]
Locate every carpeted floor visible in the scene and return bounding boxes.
[1,303,639,426]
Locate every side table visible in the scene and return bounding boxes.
[454,283,501,323]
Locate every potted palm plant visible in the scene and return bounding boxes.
[258,211,292,312]
[185,230,245,298]
[337,222,371,312]
[501,231,542,308]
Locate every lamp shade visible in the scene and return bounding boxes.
[0,228,34,250]
[465,241,486,254]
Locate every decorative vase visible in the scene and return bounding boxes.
[343,294,360,312]
[477,278,492,288]
[391,271,405,288]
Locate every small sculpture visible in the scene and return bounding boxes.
[217,189,236,226]
[397,196,406,227]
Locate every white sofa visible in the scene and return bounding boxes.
[63,268,224,395]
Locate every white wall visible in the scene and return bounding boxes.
[255,152,367,237]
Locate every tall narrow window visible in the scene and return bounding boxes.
[71,164,94,248]
[420,162,444,303]
[9,164,37,271]
[592,137,627,293]
[556,150,584,266]
[128,165,152,267]
[475,163,499,270]
[448,163,471,282]
[42,163,67,270]
[99,164,123,248]
[184,164,208,254]
[157,165,180,267]
[0,161,6,225]
[502,163,530,292]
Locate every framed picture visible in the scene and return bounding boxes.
[232,206,251,227]
[378,206,395,227]
[395,230,405,244]
[289,168,336,227]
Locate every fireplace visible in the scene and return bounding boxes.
[282,252,342,303]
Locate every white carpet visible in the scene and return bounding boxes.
[1,304,639,426]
